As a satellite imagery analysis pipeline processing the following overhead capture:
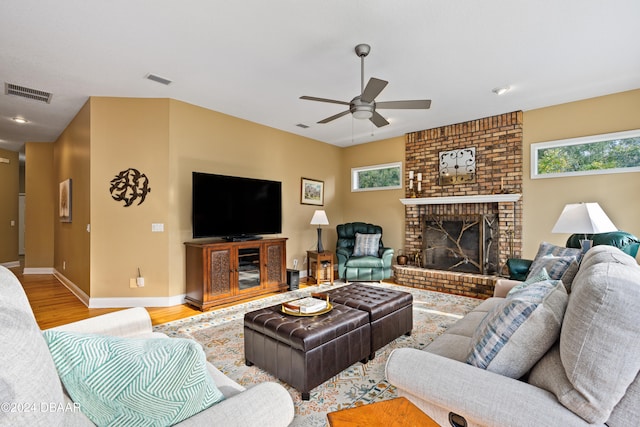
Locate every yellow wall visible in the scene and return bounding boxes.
[24,143,55,268]
[89,98,170,298]
[340,137,406,253]
[522,89,640,259]
[0,148,19,264]
[167,99,343,294]
[53,101,91,293]
[85,97,342,299]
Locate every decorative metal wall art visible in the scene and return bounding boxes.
[109,168,151,207]
[439,147,476,185]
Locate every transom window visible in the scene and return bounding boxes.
[531,129,640,179]
[351,162,402,192]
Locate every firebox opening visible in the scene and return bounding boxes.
[422,214,498,274]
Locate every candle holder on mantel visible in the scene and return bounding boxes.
[408,170,423,198]
[493,177,512,194]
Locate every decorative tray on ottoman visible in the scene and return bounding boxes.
[281,293,332,316]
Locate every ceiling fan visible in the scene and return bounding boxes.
[300,44,431,128]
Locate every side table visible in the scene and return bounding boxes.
[327,397,438,426]
[307,250,334,285]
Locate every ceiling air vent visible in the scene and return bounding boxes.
[5,82,53,103]
[296,123,310,129]
[145,73,172,86]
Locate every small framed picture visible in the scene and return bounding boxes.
[59,178,72,222]
[301,178,324,206]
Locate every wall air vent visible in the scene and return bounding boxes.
[5,82,53,103]
[145,73,172,86]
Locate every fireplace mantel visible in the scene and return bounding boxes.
[400,193,521,205]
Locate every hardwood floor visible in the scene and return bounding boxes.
[11,267,287,330]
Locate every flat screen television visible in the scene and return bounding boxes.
[192,172,282,240]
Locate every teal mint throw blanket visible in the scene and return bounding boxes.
[43,330,224,426]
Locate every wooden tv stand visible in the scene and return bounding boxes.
[184,238,288,311]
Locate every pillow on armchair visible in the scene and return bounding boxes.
[352,232,381,257]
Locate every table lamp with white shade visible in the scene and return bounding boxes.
[551,202,618,249]
[310,210,330,253]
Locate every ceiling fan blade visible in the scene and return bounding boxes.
[360,78,388,103]
[376,100,432,109]
[318,110,351,124]
[300,96,350,106]
[369,111,389,127]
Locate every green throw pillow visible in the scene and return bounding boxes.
[43,330,224,426]
[507,267,550,297]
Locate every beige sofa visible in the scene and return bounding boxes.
[386,245,640,426]
[0,266,294,427]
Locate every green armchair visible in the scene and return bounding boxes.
[507,230,640,281]
[336,222,394,281]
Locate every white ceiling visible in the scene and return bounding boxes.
[1,0,639,154]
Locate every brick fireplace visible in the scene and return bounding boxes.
[394,111,524,298]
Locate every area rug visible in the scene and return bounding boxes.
[153,282,481,426]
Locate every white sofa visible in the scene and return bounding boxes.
[0,266,294,427]
[386,245,640,426]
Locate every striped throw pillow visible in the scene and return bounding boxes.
[352,233,381,256]
[526,242,582,280]
[466,279,568,378]
[43,331,224,426]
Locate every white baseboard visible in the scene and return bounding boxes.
[54,270,90,307]
[1,261,20,268]
[88,294,186,308]
[50,270,186,308]
[23,267,55,274]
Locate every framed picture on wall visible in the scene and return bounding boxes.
[59,178,72,222]
[301,177,324,206]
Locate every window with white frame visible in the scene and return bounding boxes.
[531,129,640,179]
[351,162,402,192]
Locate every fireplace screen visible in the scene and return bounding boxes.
[422,214,498,274]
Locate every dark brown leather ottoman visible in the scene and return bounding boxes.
[325,283,413,360]
[244,302,371,400]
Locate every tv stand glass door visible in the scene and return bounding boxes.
[238,246,261,292]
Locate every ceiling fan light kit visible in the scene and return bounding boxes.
[350,98,374,119]
[300,43,431,128]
